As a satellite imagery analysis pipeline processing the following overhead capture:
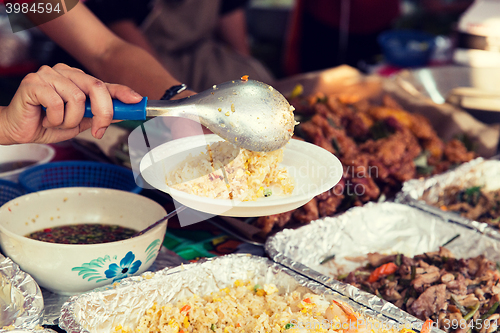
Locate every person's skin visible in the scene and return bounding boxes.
[217,8,252,57]
[0,64,143,145]
[31,2,203,139]
[34,2,188,99]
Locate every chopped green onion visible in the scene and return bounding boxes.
[211,324,216,331]
[395,254,402,266]
[442,234,461,247]
[284,323,295,329]
[263,188,272,197]
[464,302,480,321]
[480,302,499,320]
[451,294,468,316]
[410,266,416,281]
[253,284,261,292]
[337,273,349,280]
[320,254,336,265]
[331,138,341,153]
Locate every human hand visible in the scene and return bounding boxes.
[0,63,143,145]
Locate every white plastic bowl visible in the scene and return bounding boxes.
[140,134,343,217]
[0,144,55,182]
[0,188,167,295]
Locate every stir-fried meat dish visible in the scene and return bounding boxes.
[434,186,500,227]
[338,248,500,333]
[255,92,475,235]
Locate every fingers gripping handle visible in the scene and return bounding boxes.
[42,97,148,120]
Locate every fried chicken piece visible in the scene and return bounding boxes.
[352,98,371,114]
[342,154,369,178]
[382,94,403,109]
[344,112,370,139]
[313,102,334,119]
[300,122,336,154]
[367,158,390,181]
[318,194,344,217]
[315,190,332,201]
[329,127,359,158]
[311,114,338,139]
[350,176,380,202]
[409,114,437,141]
[388,155,417,183]
[293,198,319,224]
[422,136,444,162]
[444,139,475,164]
[327,96,353,118]
[368,106,413,128]
[255,211,293,235]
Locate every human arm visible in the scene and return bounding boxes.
[217,7,251,57]
[0,64,143,145]
[108,20,160,59]
[34,2,192,99]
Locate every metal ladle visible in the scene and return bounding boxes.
[82,79,296,152]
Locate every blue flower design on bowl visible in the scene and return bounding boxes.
[104,251,141,282]
[72,239,161,284]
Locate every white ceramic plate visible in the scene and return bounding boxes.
[139,135,342,217]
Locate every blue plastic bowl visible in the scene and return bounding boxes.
[378,30,435,67]
[0,179,25,207]
[18,161,141,194]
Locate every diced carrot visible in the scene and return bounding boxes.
[303,298,312,303]
[236,323,241,327]
[181,305,191,312]
[440,205,448,211]
[368,262,398,283]
[421,319,433,333]
[241,75,249,81]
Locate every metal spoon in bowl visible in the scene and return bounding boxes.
[82,79,296,152]
[133,205,187,238]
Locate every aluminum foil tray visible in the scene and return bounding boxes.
[58,254,434,333]
[265,202,500,329]
[396,157,500,240]
[0,254,45,332]
[41,246,188,326]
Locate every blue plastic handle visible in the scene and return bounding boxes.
[83,97,148,120]
[41,97,148,120]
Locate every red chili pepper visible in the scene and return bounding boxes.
[421,319,433,333]
[367,262,398,283]
[303,298,312,303]
[180,305,191,312]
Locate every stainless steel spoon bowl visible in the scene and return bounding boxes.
[146,79,296,152]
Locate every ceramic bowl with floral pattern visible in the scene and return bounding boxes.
[0,188,167,295]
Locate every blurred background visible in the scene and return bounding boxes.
[1,0,500,122]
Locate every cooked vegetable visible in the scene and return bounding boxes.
[433,185,500,228]
[367,262,398,283]
[338,248,500,333]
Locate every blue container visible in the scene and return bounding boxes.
[0,179,25,207]
[18,161,141,194]
[378,30,435,68]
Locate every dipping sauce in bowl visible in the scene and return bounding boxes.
[26,224,137,244]
[0,188,168,294]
